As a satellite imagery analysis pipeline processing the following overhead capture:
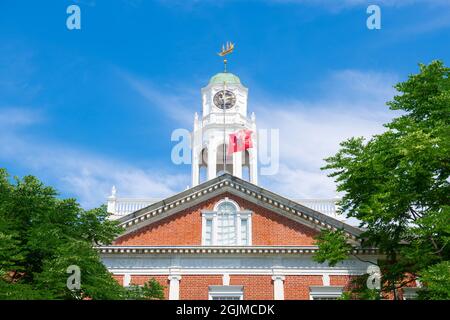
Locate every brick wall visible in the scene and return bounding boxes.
[113,200,208,245]
[111,274,355,300]
[231,195,319,245]
[284,275,323,300]
[179,275,223,300]
[114,193,319,246]
[112,274,123,286]
[330,275,356,291]
[230,275,274,300]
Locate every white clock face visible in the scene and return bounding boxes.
[213,90,236,109]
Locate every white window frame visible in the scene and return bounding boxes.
[201,198,252,246]
[208,285,244,300]
[403,287,420,300]
[309,286,344,300]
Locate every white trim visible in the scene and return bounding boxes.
[309,286,344,300]
[201,212,216,245]
[209,285,243,300]
[238,211,252,245]
[102,253,375,274]
[123,273,131,287]
[233,151,243,178]
[207,145,217,180]
[110,268,368,276]
[247,214,252,246]
[236,212,242,245]
[222,273,230,286]
[98,245,380,256]
[322,274,330,286]
[272,275,285,300]
[201,199,253,246]
[213,197,241,211]
[168,275,182,300]
[201,213,207,244]
[403,287,420,300]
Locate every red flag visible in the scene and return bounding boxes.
[242,129,253,150]
[228,130,253,155]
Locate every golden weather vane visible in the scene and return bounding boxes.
[218,41,235,73]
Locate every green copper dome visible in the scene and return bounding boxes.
[209,72,241,85]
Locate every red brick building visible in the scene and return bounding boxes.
[98,71,381,300]
[99,173,381,300]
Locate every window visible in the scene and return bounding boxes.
[241,219,248,245]
[217,202,237,245]
[202,198,252,246]
[309,286,343,300]
[204,219,213,245]
[311,297,339,300]
[403,287,420,300]
[209,285,244,300]
[212,296,241,300]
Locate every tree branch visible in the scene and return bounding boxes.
[350,254,379,266]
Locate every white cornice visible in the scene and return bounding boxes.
[96,245,379,256]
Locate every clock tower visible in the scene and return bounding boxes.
[191,72,258,187]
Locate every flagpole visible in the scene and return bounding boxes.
[223,80,226,174]
[217,41,235,175]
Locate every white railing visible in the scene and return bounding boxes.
[201,112,255,128]
[107,186,343,221]
[294,199,343,220]
[110,198,159,216]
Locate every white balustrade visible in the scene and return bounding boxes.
[107,186,343,221]
[107,197,160,219]
[294,199,344,220]
[201,112,254,128]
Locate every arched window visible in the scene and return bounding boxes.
[216,201,237,245]
[202,198,252,246]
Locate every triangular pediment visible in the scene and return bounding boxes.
[115,174,362,243]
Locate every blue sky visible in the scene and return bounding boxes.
[1,0,449,208]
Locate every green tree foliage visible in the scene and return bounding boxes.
[315,61,450,299]
[0,169,164,300]
[417,261,450,300]
[313,229,352,267]
[126,278,166,300]
[338,274,381,300]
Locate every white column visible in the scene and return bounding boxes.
[247,213,253,245]
[168,275,182,300]
[212,213,218,245]
[207,145,217,180]
[106,186,117,214]
[272,275,285,300]
[249,148,258,185]
[222,274,230,286]
[322,274,330,286]
[192,149,199,187]
[123,274,131,287]
[201,213,206,245]
[233,151,243,178]
[236,213,242,245]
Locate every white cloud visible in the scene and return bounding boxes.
[255,69,400,199]
[0,107,188,209]
[0,68,401,209]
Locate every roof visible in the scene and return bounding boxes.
[115,173,363,242]
[209,72,241,85]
